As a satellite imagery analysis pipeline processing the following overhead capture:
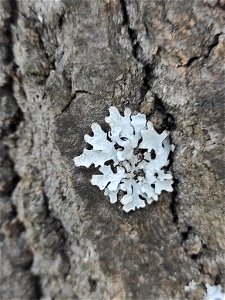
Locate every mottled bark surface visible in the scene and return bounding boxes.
[0,0,224,299]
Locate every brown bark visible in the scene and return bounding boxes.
[0,0,224,299]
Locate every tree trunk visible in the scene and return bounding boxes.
[1,0,224,299]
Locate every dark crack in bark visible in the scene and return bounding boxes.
[152,94,206,270]
[178,32,223,67]
[204,32,223,58]
[54,90,91,118]
[120,0,154,102]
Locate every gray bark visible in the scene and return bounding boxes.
[0,0,224,299]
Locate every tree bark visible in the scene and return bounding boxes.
[0,0,224,299]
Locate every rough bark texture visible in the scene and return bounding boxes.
[0,0,225,299]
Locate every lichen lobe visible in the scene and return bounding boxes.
[74,106,174,212]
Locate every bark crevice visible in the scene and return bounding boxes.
[178,32,223,67]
